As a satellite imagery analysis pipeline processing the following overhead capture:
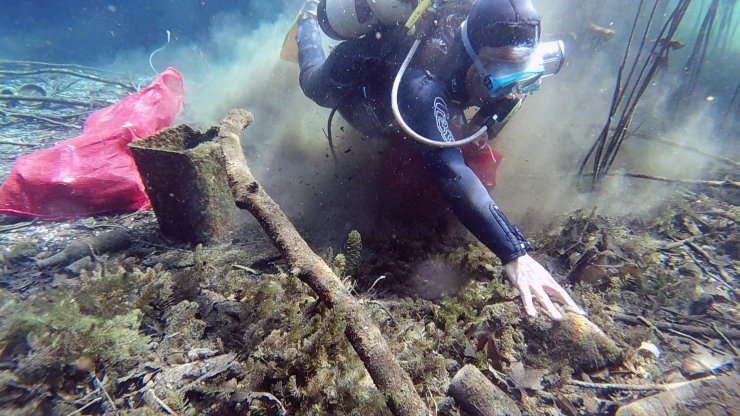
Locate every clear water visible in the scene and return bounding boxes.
[0,0,737,414]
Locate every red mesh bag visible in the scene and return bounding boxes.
[0,67,184,220]
[460,140,504,189]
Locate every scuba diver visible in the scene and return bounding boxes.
[296,0,585,321]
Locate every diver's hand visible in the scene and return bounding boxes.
[504,254,585,321]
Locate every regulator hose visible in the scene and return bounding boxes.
[391,39,489,148]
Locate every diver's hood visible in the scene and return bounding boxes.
[465,0,541,52]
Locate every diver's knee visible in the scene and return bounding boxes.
[299,68,334,108]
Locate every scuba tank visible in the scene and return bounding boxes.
[317,0,417,40]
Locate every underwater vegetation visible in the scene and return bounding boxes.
[0,185,736,414]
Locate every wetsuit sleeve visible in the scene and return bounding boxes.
[399,69,533,264]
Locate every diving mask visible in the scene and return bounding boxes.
[461,20,565,97]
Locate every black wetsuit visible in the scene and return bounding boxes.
[297,6,533,264]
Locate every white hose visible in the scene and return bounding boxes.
[149,30,171,75]
[391,39,489,148]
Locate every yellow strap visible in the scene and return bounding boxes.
[405,0,433,29]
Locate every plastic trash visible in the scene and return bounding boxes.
[0,67,184,220]
[461,140,503,189]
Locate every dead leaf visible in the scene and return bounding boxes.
[682,216,701,236]
[509,361,546,392]
[588,367,610,381]
[554,394,580,416]
[579,264,611,287]
[568,251,581,266]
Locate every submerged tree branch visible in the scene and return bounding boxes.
[612,313,740,340]
[1,110,82,129]
[0,139,36,147]
[0,68,135,91]
[618,173,740,189]
[568,375,717,392]
[0,59,122,75]
[619,129,740,169]
[0,95,92,107]
[215,109,429,416]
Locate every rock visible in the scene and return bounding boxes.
[480,303,621,372]
[546,312,623,372]
[509,361,546,392]
[448,364,521,416]
[578,263,611,288]
[64,256,92,274]
[187,348,218,362]
[688,293,714,315]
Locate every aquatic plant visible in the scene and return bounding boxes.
[344,229,363,277]
[0,257,181,414]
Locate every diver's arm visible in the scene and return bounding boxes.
[400,69,531,262]
[400,69,584,319]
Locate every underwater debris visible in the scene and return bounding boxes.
[614,374,739,416]
[654,37,685,50]
[159,300,211,364]
[36,228,131,268]
[151,352,245,395]
[588,22,616,39]
[129,124,242,244]
[448,364,521,416]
